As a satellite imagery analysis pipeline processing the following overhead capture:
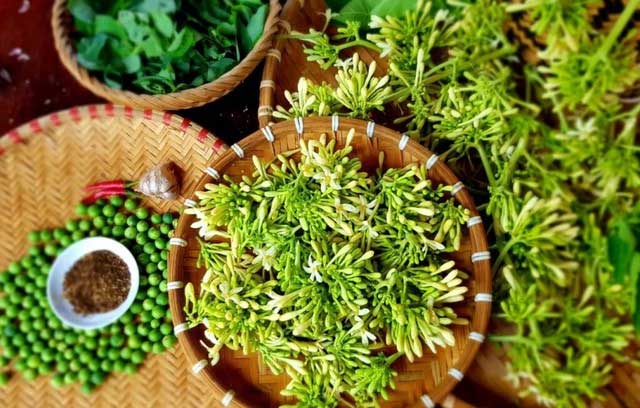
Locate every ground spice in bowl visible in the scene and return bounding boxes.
[63,250,131,315]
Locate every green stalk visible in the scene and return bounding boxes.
[505,0,547,13]
[336,40,381,53]
[475,143,497,186]
[597,0,640,57]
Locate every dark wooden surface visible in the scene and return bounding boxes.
[0,1,515,406]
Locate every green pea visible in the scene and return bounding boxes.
[2,345,17,359]
[154,240,166,250]
[8,261,22,274]
[63,349,74,361]
[130,303,143,314]
[88,360,100,372]
[31,308,44,320]
[100,359,113,372]
[38,363,53,375]
[41,349,55,362]
[113,360,125,372]
[87,205,101,218]
[124,227,137,240]
[160,251,168,261]
[102,204,116,217]
[137,325,150,337]
[162,213,173,224]
[151,343,164,354]
[151,307,166,321]
[149,285,163,299]
[65,219,79,231]
[23,368,38,381]
[78,219,91,231]
[59,235,72,247]
[148,253,160,264]
[100,226,111,236]
[123,323,136,337]
[51,374,65,387]
[33,342,46,354]
[53,228,66,241]
[148,330,162,343]
[88,230,98,237]
[126,215,138,227]
[146,263,158,274]
[110,195,124,207]
[4,324,18,337]
[120,312,133,324]
[64,372,77,384]
[15,274,27,288]
[159,224,171,235]
[93,216,106,229]
[75,203,89,216]
[36,275,47,288]
[110,335,125,348]
[113,213,127,226]
[132,245,144,255]
[27,230,41,243]
[142,299,155,311]
[124,198,138,212]
[150,214,162,225]
[79,351,92,364]
[143,243,155,254]
[69,360,81,372]
[14,359,27,371]
[128,335,142,349]
[21,256,34,269]
[19,348,30,359]
[137,253,151,265]
[132,350,146,364]
[40,230,53,242]
[157,260,167,271]
[78,369,91,383]
[18,310,30,322]
[96,348,108,359]
[91,371,106,385]
[136,234,149,245]
[124,363,137,375]
[136,208,149,220]
[147,228,161,241]
[81,382,95,394]
[120,348,132,360]
[27,355,40,369]
[98,337,109,347]
[150,320,160,329]
[44,244,58,257]
[147,274,162,286]
[137,221,149,233]
[9,292,21,305]
[72,230,84,241]
[159,281,168,292]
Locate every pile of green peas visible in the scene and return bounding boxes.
[0,196,177,393]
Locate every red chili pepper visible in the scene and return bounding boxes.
[84,180,127,192]
[82,187,127,204]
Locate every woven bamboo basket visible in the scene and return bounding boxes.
[52,0,281,110]
[168,116,492,407]
[0,104,232,407]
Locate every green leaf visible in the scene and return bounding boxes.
[121,54,141,73]
[371,0,418,18]
[76,34,108,70]
[246,4,268,48]
[168,27,196,59]
[118,11,147,44]
[94,15,127,39]
[140,34,164,58]
[608,220,637,283]
[151,12,174,38]
[68,0,95,24]
[133,0,176,13]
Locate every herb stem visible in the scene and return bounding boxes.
[501,134,529,188]
[598,0,640,57]
[475,143,497,187]
[336,40,381,53]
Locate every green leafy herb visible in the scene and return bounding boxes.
[69,0,268,94]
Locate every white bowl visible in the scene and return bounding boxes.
[47,237,139,330]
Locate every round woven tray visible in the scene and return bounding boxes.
[168,116,492,407]
[0,104,232,407]
[52,0,281,110]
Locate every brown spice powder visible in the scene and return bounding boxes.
[63,250,131,315]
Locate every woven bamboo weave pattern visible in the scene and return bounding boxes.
[169,117,492,407]
[52,0,281,110]
[0,105,231,407]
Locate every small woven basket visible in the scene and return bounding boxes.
[0,104,235,407]
[168,116,492,407]
[52,0,281,110]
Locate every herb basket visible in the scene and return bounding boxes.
[0,104,232,407]
[168,116,492,407]
[52,0,281,110]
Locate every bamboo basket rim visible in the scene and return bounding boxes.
[168,116,492,408]
[52,0,281,111]
[0,104,228,157]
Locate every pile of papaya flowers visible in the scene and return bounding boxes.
[184,131,471,407]
[275,0,640,406]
